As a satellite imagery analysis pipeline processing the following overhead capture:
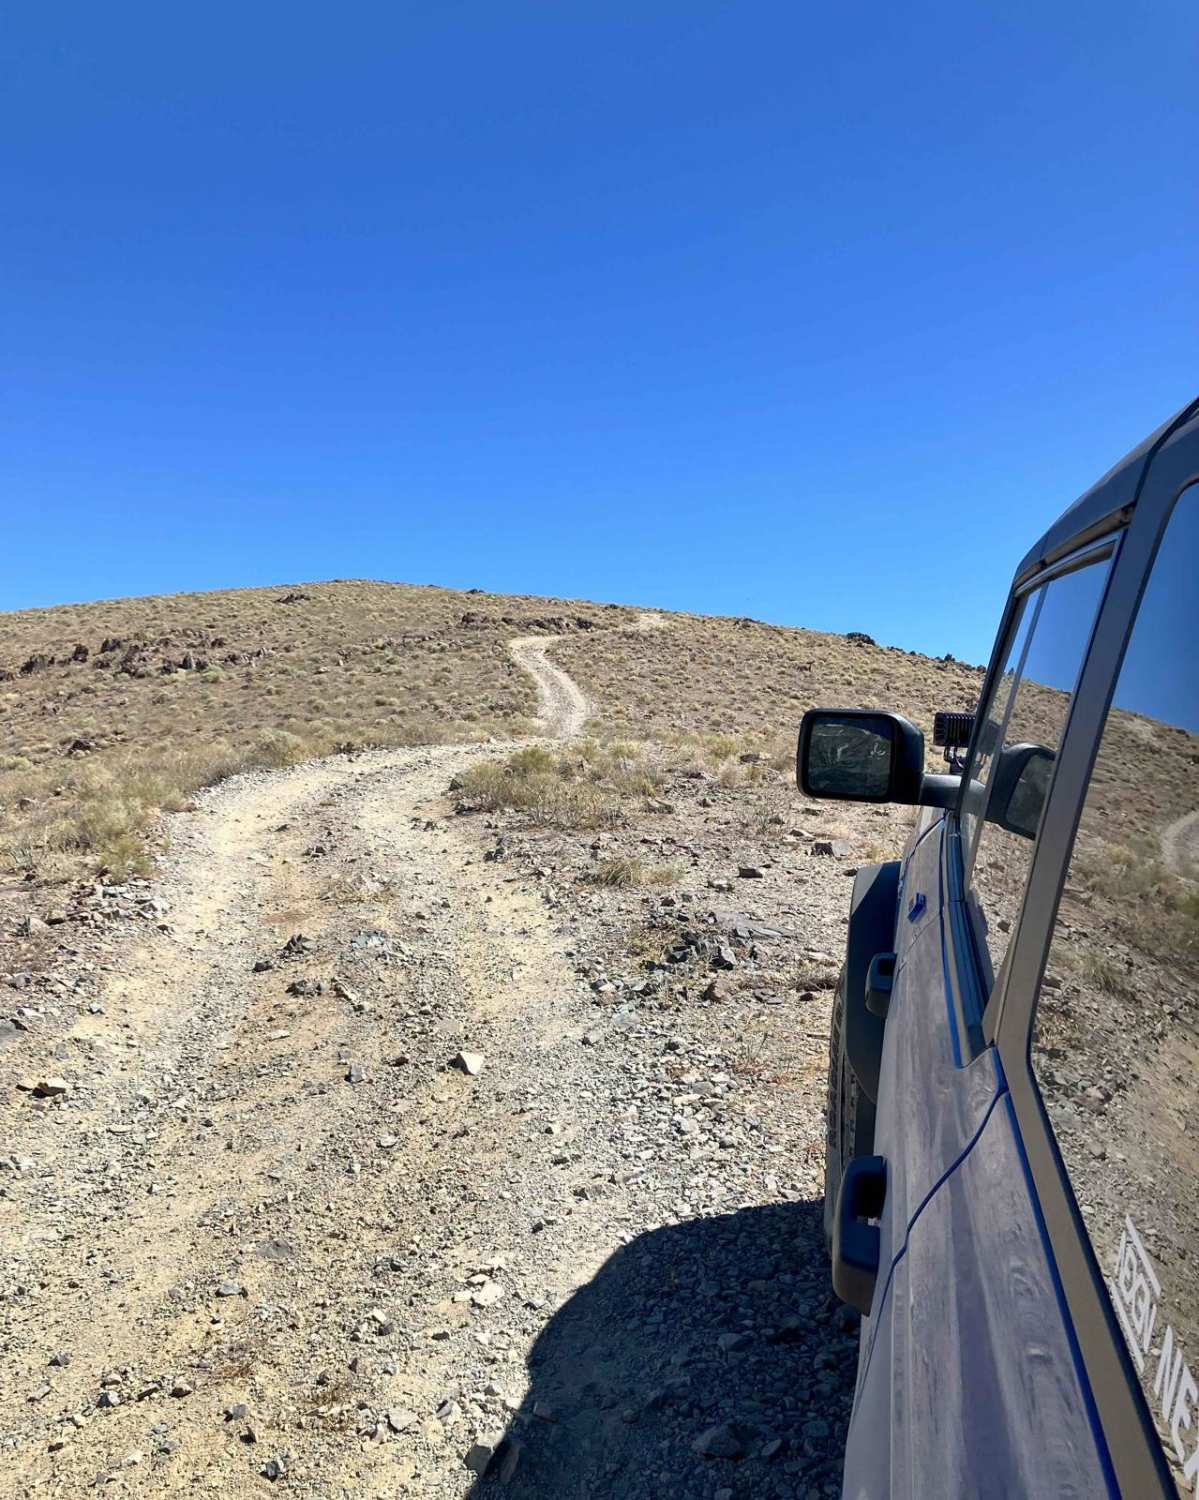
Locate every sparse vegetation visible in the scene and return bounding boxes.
[458,740,665,831]
[584,855,680,888]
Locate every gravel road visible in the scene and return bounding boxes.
[1,622,852,1498]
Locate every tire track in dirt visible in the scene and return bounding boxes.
[0,619,681,1497]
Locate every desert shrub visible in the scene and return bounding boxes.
[584,856,680,888]
[459,749,614,828]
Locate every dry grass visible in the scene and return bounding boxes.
[554,612,985,756]
[584,855,681,889]
[458,742,664,831]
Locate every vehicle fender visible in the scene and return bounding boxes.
[843,860,900,1104]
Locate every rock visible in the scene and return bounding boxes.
[452,1051,485,1077]
[737,865,765,879]
[712,944,736,971]
[225,1402,249,1421]
[31,1078,70,1098]
[262,1455,287,1481]
[346,1063,366,1084]
[693,1422,748,1459]
[811,839,850,857]
[464,1432,504,1476]
[387,1407,417,1434]
[703,978,731,1002]
[471,1280,505,1308]
[707,877,733,893]
[170,1379,192,1398]
[252,958,275,973]
[216,1279,243,1298]
[48,1351,71,1368]
[286,977,323,997]
[96,1390,121,1410]
[366,1307,393,1334]
[717,1330,752,1353]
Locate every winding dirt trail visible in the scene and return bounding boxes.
[508,613,662,740]
[0,619,679,1498]
[507,636,591,740]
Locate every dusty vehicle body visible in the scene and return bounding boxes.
[802,399,1199,1498]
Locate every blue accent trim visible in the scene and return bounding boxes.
[941,814,990,1062]
[858,1086,1009,1386]
[907,891,926,921]
[937,832,964,1068]
[1003,1093,1121,1499]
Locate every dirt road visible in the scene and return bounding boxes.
[0,623,849,1499]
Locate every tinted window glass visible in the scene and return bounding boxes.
[960,597,1035,858]
[1032,488,1199,1495]
[966,559,1111,985]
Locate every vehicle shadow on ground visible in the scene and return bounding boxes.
[468,1198,855,1500]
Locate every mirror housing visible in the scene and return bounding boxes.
[797,709,926,804]
[987,742,1055,839]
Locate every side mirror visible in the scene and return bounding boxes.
[988,742,1055,839]
[797,709,925,804]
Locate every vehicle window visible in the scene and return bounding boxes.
[959,595,1036,859]
[1032,487,1199,1495]
[964,558,1111,987]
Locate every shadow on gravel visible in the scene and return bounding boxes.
[467,1199,855,1500]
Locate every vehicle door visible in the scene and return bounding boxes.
[988,430,1199,1498]
[845,530,1123,1497]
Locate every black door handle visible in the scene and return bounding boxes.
[833,1154,887,1315]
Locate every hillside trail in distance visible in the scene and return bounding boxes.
[509,611,662,739]
[0,610,687,1500]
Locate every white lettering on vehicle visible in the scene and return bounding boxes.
[1112,1216,1199,1490]
[1113,1215,1160,1370]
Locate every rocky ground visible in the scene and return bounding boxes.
[0,627,885,1499]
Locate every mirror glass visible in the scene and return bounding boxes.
[1003,745,1055,838]
[807,714,894,798]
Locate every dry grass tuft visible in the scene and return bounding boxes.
[458,740,664,831]
[584,856,680,888]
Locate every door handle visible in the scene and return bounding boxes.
[833,1154,887,1315]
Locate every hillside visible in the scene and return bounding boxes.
[0,578,981,890]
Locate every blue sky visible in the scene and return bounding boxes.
[3,3,1195,665]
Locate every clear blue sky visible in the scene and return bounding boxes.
[3,3,1194,664]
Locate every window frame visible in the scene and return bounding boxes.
[948,535,1119,1002]
[990,418,1199,1500]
